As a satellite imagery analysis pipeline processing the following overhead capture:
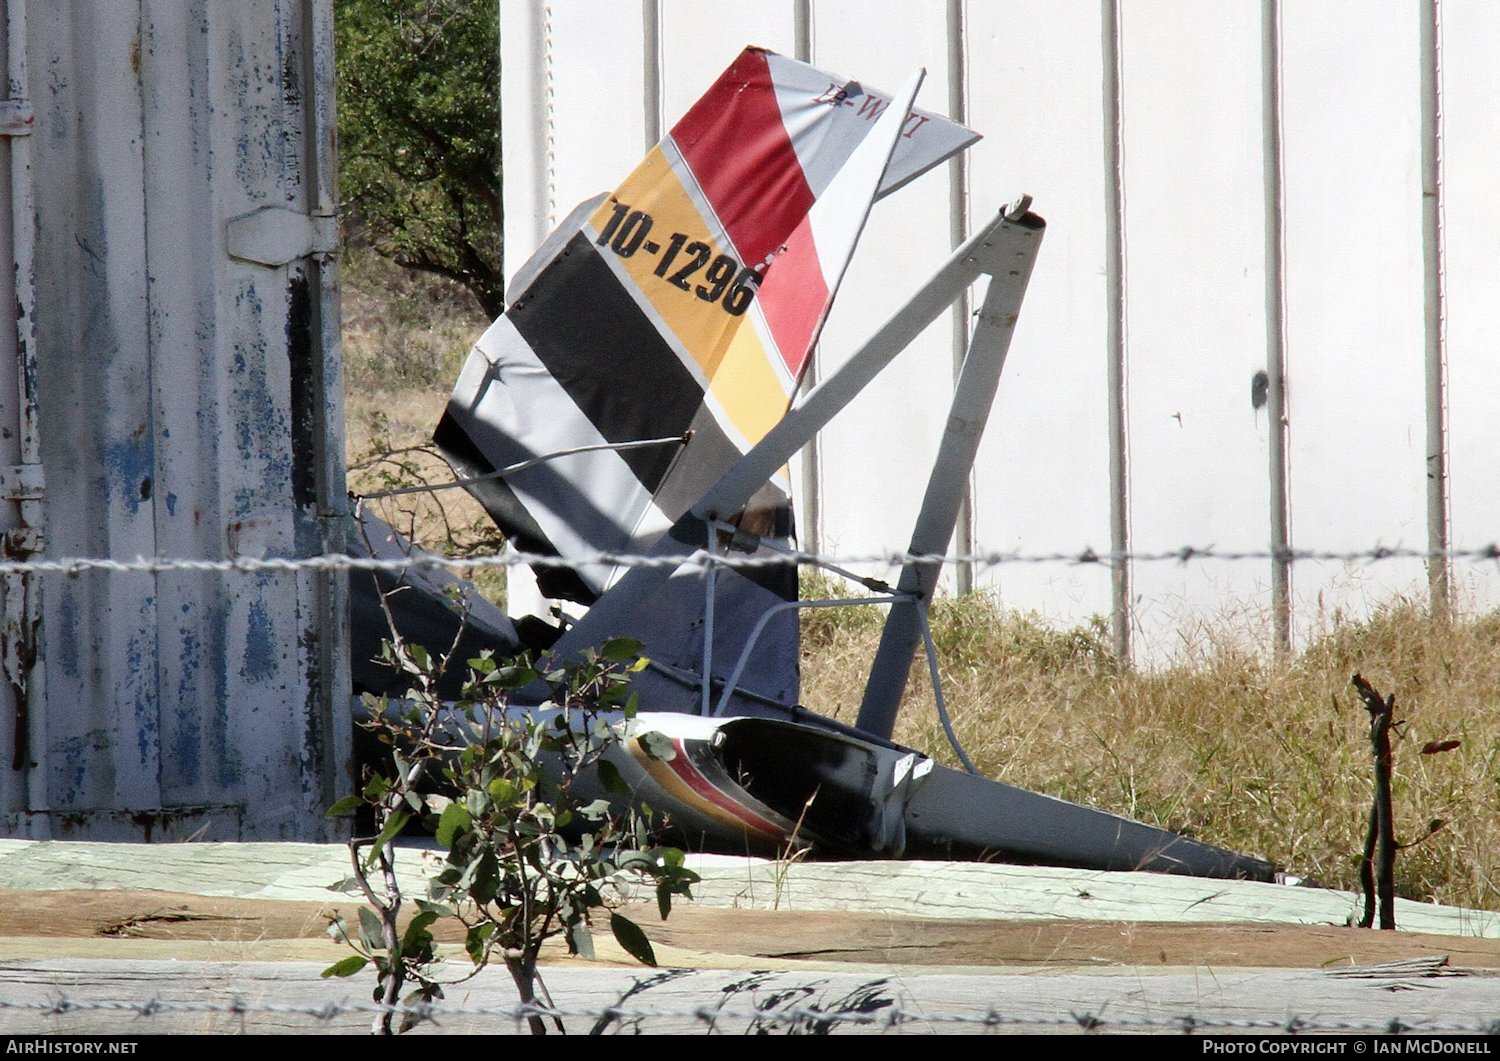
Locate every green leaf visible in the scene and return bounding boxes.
[490,664,539,689]
[367,807,411,864]
[600,637,645,662]
[470,849,500,904]
[401,910,440,955]
[610,912,656,967]
[434,801,472,848]
[464,922,495,964]
[656,866,698,920]
[357,906,385,952]
[322,955,369,978]
[597,758,630,796]
[567,918,596,960]
[465,787,490,817]
[577,798,612,821]
[325,795,364,818]
[399,983,443,1034]
[637,731,676,762]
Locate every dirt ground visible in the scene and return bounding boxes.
[3,889,1498,972]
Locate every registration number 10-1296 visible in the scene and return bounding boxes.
[596,202,761,316]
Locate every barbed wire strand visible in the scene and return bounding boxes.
[0,542,1496,580]
[2,995,1498,1033]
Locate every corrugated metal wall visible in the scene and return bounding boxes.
[0,0,350,839]
[503,0,1500,658]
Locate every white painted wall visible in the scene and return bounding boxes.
[502,0,1499,658]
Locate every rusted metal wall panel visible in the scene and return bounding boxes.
[31,0,163,823]
[3,0,347,839]
[0,0,40,824]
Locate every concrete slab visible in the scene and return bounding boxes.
[1,959,1497,1035]
[2,842,1495,938]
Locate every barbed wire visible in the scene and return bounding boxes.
[0,542,1495,580]
[2,994,1497,1034]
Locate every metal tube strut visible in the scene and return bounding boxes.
[695,203,1037,524]
[855,216,1044,738]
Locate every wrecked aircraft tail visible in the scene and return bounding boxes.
[385,47,1278,881]
[433,47,975,606]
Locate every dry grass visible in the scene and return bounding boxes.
[341,248,505,598]
[801,576,1500,911]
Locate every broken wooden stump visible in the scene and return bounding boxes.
[1351,673,1397,930]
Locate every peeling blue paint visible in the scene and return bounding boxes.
[56,734,92,801]
[172,630,203,780]
[136,702,157,768]
[243,598,277,680]
[206,616,233,788]
[54,587,80,678]
[231,282,294,488]
[127,630,158,771]
[23,1,343,840]
[101,436,154,515]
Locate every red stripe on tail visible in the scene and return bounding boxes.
[670,48,815,272]
[757,216,829,380]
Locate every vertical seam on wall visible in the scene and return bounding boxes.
[642,0,661,150]
[1263,0,1293,653]
[1421,0,1450,609]
[541,2,556,229]
[794,0,820,559]
[1102,0,1131,662]
[6,0,47,818]
[947,0,974,596]
[305,0,351,816]
[133,0,167,807]
[1435,0,1448,544]
[7,0,36,476]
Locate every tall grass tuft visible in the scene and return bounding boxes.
[800,576,1500,911]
